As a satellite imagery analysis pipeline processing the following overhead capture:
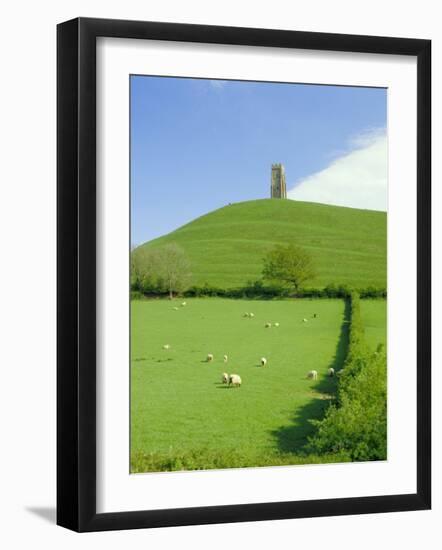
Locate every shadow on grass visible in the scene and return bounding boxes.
[271,298,350,454]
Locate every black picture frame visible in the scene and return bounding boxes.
[57,17,431,532]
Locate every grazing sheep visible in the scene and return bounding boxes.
[173,307,179,310]
[163,344,170,350]
[223,354,228,363]
[307,370,318,380]
[229,374,242,387]
[249,312,254,318]
[265,322,272,328]
[206,353,214,362]
[328,368,335,377]
[181,301,187,306]
[274,322,280,327]
[221,372,229,384]
[261,357,267,367]
[303,318,308,323]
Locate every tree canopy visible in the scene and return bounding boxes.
[262,243,315,292]
[131,243,192,298]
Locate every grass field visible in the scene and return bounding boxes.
[360,299,387,350]
[135,199,386,289]
[131,297,351,472]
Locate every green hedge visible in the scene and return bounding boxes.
[306,292,387,461]
[131,281,386,300]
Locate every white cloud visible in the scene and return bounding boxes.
[208,80,226,90]
[288,129,387,211]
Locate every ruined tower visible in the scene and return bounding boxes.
[270,164,287,199]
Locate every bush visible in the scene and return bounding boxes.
[306,292,387,461]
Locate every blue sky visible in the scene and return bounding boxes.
[131,76,387,246]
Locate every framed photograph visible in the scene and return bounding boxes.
[57,17,431,532]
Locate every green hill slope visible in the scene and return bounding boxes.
[136,199,386,289]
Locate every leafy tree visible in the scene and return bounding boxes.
[131,243,191,298]
[157,243,192,298]
[262,244,315,293]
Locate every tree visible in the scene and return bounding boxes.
[262,244,315,293]
[130,246,145,290]
[131,243,191,298]
[157,243,192,298]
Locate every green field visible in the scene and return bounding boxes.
[131,297,352,471]
[360,299,387,350]
[135,199,386,289]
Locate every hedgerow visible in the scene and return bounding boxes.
[131,280,386,300]
[306,292,387,461]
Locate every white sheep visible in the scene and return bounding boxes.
[223,354,228,363]
[307,370,318,380]
[265,322,272,328]
[249,312,254,318]
[328,368,335,377]
[303,318,308,323]
[163,344,170,350]
[229,374,242,387]
[181,301,187,306]
[173,307,179,310]
[261,357,267,367]
[221,372,229,384]
[206,353,214,362]
[274,322,280,327]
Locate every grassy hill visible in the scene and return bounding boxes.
[135,199,386,289]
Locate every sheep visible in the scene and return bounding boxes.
[243,312,249,318]
[302,318,308,323]
[206,353,214,362]
[328,367,335,377]
[181,301,187,306]
[163,344,170,350]
[223,354,228,363]
[221,372,229,384]
[265,322,272,328]
[261,357,267,367]
[249,312,254,318]
[229,374,242,387]
[173,307,179,310]
[274,322,280,327]
[307,370,318,380]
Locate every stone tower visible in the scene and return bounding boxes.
[270,163,287,199]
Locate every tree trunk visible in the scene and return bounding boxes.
[169,289,173,299]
